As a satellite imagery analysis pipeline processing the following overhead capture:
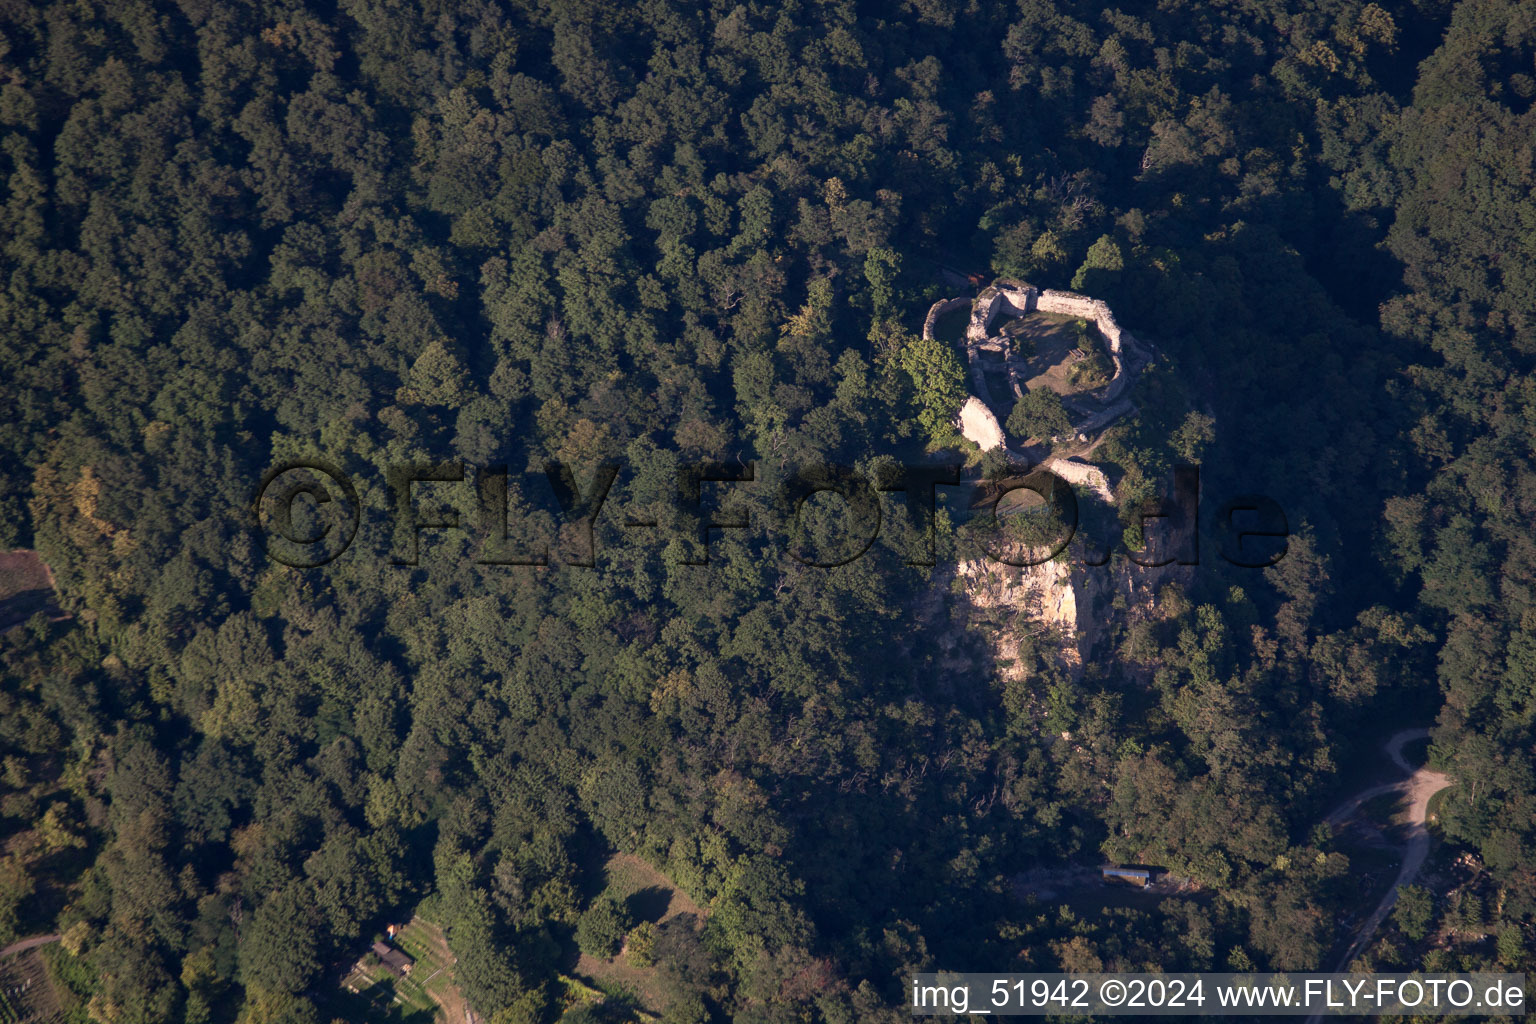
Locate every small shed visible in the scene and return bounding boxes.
[371,941,415,977]
[1101,866,1152,887]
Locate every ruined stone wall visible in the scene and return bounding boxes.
[927,283,1181,678]
[970,284,1133,364]
[939,278,1146,453]
[967,282,1037,342]
[923,296,971,340]
[957,395,1005,451]
[1035,289,1123,355]
[967,290,999,342]
[1033,288,1140,402]
[1070,397,1136,436]
[1041,457,1114,504]
[1096,369,1133,406]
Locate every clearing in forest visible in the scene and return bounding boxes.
[333,916,469,1024]
[571,853,704,1016]
[0,550,61,633]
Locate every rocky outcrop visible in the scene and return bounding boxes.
[957,554,1077,632]
[953,550,1187,674]
[921,282,1183,681]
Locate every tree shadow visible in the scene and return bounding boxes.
[624,885,672,924]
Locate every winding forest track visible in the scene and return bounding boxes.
[0,933,59,960]
[1303,729,1450,1024]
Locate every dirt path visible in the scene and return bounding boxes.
[1303,729,1450,1024]
[0,933,60,959]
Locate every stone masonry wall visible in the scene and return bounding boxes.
[958,395,1006,451]
[967,282,1037,342]
[1034,289,1134,402]
[923,296,972,340]
[939,278,1148,451]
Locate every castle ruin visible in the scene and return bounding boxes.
[924,279,1152,458]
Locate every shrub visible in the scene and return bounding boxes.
[576,893,634,959]
[627,921,658,967]
[1006,388,1072,442]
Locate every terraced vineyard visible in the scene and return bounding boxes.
[0,952,62,1024]
[333,917,469,1024]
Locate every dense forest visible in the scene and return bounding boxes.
[0,0,1533,1021]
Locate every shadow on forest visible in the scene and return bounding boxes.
[625,885,672,924]
[323,982,438,1024]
